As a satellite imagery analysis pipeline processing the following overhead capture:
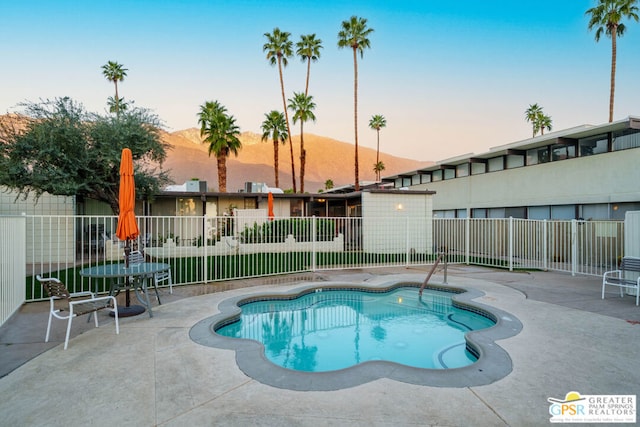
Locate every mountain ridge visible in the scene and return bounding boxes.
[162,129,433,192]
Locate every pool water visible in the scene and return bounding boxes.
[215,287,495,372]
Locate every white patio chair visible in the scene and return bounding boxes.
[36,275,119,350]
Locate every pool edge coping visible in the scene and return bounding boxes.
[189,279,523,391]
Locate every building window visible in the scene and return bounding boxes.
[402,177,411,187]
[394,178,402,188]
[432,170,443,181]
[443,168,455,180]
[551,144,576,161]
[612,129,640,151]
[472,208,487,218]
[434,209,456,218]
[487,157,504,172]
[579,134,608,156]
[411,174,420,185]
[526,147,550,165]
[528,206,550,220]
[456,209,468,218]
[420,173,431,184]
[456,164,469,177]
[471,162,486,175]
[488,208,505,218]
[581,204,609,220]
[505,207,526,219]
[506,155,524,169]
[551,205,576,220]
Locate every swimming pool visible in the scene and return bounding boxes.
[215,287,495,371]
[190,280,522,390]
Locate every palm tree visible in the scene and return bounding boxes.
[373,161,385,181]
[369,114,386,180]
[296,34,323,96]
[538,114,553,135]
[586,0,639,123]
[260,110,288,188]
[107,96,128,114]
[338,16,374,191]
[263,28,297,192]
[324,179,334,190]
[525,103,543,137]
[197,101,242,193]
[288,92,316,193]
[101,61,128,115]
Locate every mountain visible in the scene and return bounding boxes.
[161,129,433,192]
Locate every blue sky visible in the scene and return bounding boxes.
[2,0,639,161]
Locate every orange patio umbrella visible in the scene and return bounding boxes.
[268,192,274,221]
[116,148,139,245]
[115,148,142,314]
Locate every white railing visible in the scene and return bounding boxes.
[1,216,26,326]
[15,215,624,303]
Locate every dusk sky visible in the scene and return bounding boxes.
[2,0,639,161]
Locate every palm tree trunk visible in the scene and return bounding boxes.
[305,58,311,96]
[114,81,120,115]
[300,121,305,193]
[278,57,297,193]
[609,28,617,123]
[376,129,380,181]
[273,138,279,188]
[352,47,360,192]
[217,154,227,193]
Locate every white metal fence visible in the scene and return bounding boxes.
[1,216,26,326]
[15,215,624,303]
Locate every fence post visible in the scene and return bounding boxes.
[405,217,410,267]
[543,219,548,271]
[312,216,317,272]
[465,217,470,265]
[571,219,577,276]
[509,216,514,271]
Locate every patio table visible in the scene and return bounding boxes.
[79,262,171,318]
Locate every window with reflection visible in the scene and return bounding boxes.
[526,147,550,165]
[579,134,608,156]
[612,129,640,151]
[551,144,576,161]
[456,164,469,177]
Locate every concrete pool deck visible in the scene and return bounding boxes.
[1,266,639,426]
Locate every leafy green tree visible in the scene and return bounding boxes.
[296,34,323,96]
[101,61,128,115]
[264,28,297,192]
[586,0,639,123]
[338,16,374,191]
[261,110,288,188]
[0,97,170,214]
[198,100,242,193]
[288,92,316,193]
[369,114,386,180]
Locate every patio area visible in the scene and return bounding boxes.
[1,265,638,426]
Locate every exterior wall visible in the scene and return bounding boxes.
[361,192,433,254]
[0,188,74,216]
[0,188,75,263]
[411,149,640,214]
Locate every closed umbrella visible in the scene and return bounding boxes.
[115,148,144,316]
[268,192,274,221]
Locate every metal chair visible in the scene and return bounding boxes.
[124,250,164,304]
[36,275,119,350]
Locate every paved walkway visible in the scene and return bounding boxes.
[1,266,638,426]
